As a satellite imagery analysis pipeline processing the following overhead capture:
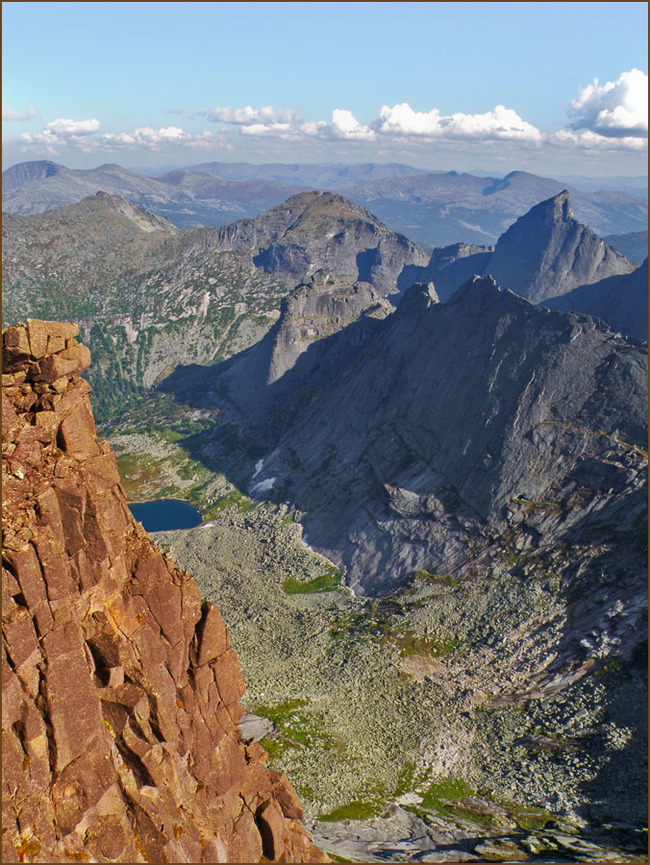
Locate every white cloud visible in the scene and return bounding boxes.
[240,122,295,138]
[5,77,647,163]
[550,128,647,151]
[205,104,298,125]
[201,105,375,141]
[569,68,647,138]
[375,102,541,142]
[98,126,220,150]
[43,117,100,135]
[2,106,37,121]
[12,121,223,153]
[330,109,375,140]
[376,103,442,136]
[18,117,101,151]
[300,120,327,137]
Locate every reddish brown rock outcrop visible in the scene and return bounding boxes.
[1,320,328,863]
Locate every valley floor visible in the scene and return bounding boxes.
[112,427,647,863]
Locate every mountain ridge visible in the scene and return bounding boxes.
[194,276,647,595]
[4,159,646,246]
[2,190,429,421]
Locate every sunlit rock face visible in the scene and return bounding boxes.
[1,319,328,864]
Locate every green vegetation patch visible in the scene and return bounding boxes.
[483,792,555,831]
[421,776,475,807]
[416,778,503,828]
[203,488,256,519]
[412,569,458,587]
[254,698,335,755]
[282,567,341,595]
[318,800,386,822]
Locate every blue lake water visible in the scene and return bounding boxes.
[129,499,202,532]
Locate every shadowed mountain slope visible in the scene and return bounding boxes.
[544,258,648,341]
[214,278,647,596]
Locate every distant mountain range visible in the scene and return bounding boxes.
[3,187,644,426]
[341,169,648,247]
[1,190,427,420]
[3,160,648,251]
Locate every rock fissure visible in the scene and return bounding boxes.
[2,320,328,863]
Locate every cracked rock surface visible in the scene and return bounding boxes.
[1,320,327,863]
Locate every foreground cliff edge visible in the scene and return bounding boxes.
[2,320,328,863]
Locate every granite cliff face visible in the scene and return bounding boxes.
[1,321,327,863]
[424,192,637,303]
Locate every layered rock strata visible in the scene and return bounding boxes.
[1,320,327,863]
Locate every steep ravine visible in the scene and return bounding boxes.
[1,320,328,863]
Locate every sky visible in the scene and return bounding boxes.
[2,1,648,177]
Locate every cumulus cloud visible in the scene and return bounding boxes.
[97,126,220,150]
[568,68,648,138]
[18,117,101,150]
[204,104,298,125]
[549,128,647,151]
[375,103,542,142]
[6,77,647,161]
[330,109,375,140]
[43,117,100,136]
[240,122,295,138]
[2,106,37,121]
[12,120,223,153]
[199,105,376,141]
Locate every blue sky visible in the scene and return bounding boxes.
[2,1,648,175]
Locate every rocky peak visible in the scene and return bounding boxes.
[2,321,327,863]
[397,281,439,314]
[1,160,64,193]
[484,190,636,303]
[534,189,573,222]
[217,190,430,295]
